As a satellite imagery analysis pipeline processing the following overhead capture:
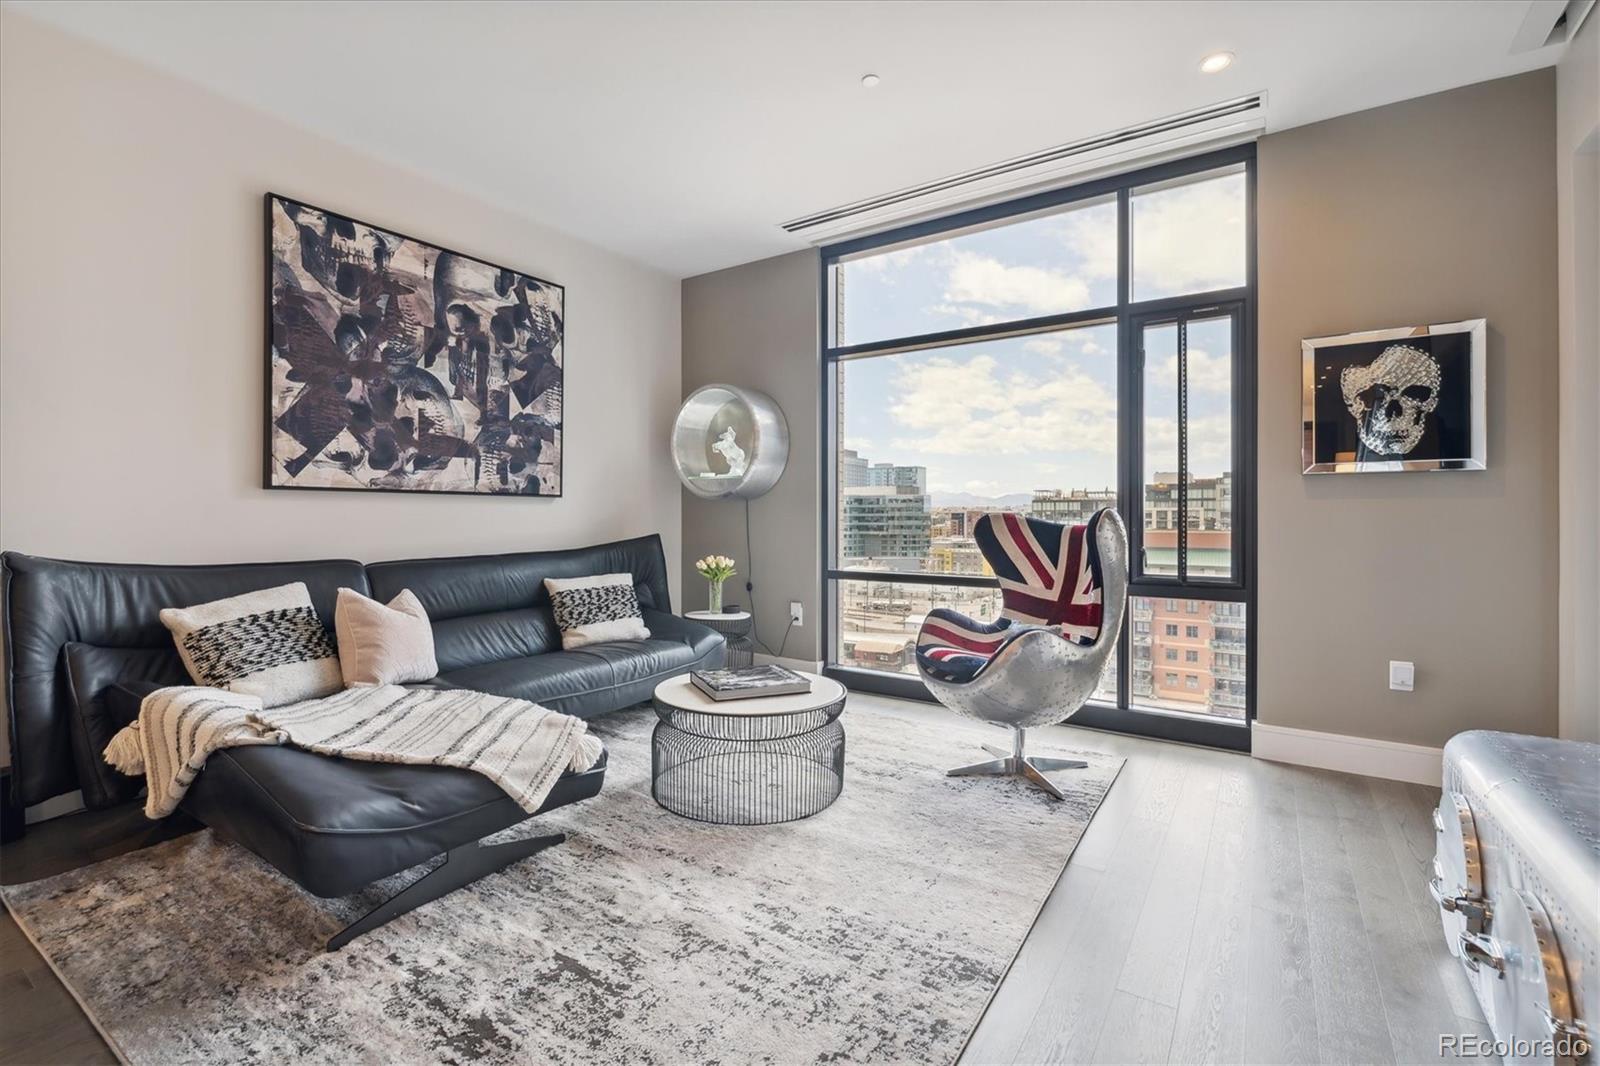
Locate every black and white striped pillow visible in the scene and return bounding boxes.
[543,573,650,649]
[159,582,343,707]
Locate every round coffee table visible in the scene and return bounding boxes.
[651,672,846,825]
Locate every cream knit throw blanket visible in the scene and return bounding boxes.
[105,684,604,819]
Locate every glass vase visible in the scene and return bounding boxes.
[707,579,724,614]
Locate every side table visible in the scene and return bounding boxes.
[685,610,755,668]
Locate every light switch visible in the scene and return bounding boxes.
[1389,660,1415,692]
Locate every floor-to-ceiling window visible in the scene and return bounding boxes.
[820,146,1255,749]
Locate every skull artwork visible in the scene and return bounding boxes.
[1339,343,1442,456]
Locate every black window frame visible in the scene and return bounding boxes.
[818,144,1257,751]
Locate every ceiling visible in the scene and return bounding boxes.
[7,0,1563,277]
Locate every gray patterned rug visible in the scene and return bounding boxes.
[3,703,1121,1065]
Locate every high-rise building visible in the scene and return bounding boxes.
[1143,471,1232,531]
[1029,487,1118,525]
[838,452,930,569]
[866,461,925,492]
[842,486,931,569]
[927,537,991,575]
[839,448,870,489]
[931,508,990,539]
[1129,596,1246,718]
[1141,528,1233,578]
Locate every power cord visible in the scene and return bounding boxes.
[743,497,786,659]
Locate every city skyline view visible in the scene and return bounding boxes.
[833,440,1244,719]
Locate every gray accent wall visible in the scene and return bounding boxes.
[681,250,822,663]
[1257,70,1560,748]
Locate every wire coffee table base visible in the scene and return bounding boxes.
[651,688,846,825]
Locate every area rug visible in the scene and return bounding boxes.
[3,704,1121,1065]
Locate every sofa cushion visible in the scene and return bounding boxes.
[365,536,670,626]
[438,609,724,717]
[576,639,710,687]
[334,587,438,687]
[441,651,617,709]
[61,646,188,808]
[543,573,650,649]
[430,607,560,672]
[181,743,607,898]
[159,582,343,707]
[101,680,158,732]
[640,610,728,662]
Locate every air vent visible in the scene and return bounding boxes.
[781,94,1265,244]
[1509,0,1594,52]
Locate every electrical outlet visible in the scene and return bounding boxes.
[1389,660,1414,692]
[788,601,804,627]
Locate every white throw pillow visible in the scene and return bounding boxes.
[334,587,439,687]
[543,573,650,649]
[159,582,342,707]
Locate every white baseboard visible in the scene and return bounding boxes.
[1252,722,1443,786]
[753,652,825,674]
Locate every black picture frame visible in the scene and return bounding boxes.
[264,193,566,498]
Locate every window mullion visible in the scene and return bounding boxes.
[1115,187,1132,709]
[1177,314,1189,583]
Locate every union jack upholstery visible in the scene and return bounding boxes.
[916,509,1110,684]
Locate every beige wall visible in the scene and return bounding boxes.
[0,14,681,569]
[0,16,684,764]
[1257,70,1559,748]
[681,251,821,663]
[1555,17,1599,743]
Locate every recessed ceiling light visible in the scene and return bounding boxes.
[860,73,881,88]
[1199,51,1235,74]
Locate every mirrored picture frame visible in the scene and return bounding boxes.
[1301,318,1486,475]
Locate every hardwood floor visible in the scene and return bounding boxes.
[950,696,1493,1065]
[0,694,1488,1065]
[1,805,191,1066]
[1,908,116,1066]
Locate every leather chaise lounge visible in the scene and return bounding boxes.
[1,534,724,949]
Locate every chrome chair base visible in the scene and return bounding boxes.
[947,728,1086,801]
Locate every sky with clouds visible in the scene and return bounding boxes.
[838,167,1244,499]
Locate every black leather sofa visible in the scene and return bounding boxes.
[2,534,723,948]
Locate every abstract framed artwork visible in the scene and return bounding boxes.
[1301,318,1486,475]
[266,194,564,496]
